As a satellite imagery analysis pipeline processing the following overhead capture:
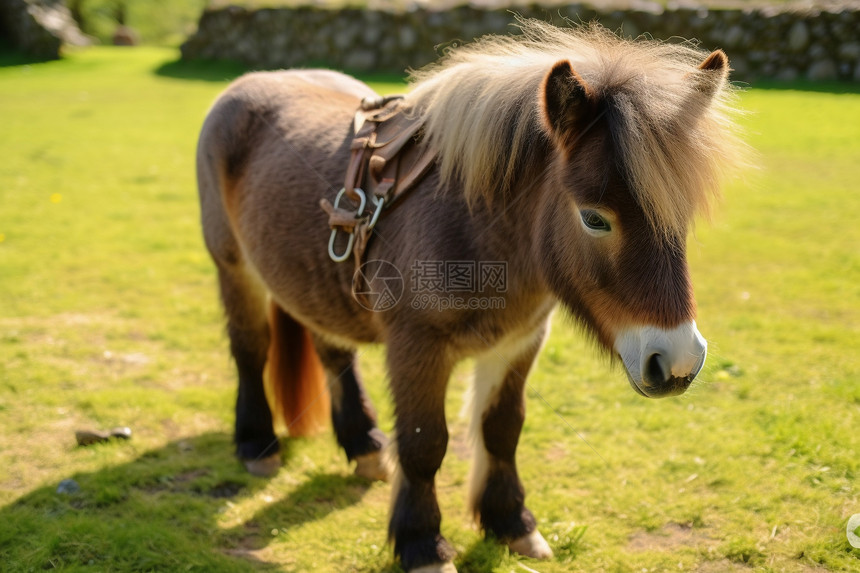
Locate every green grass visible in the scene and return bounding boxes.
[1,46,858,572]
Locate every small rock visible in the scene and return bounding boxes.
[363,23,382,45]
[787,21,810,53]
[56,479,80,495]
[398,26,417,50]
[807,59,838,81]
[333,28,354,52]
[774,67,799,81]
[723,25,745,49]
[75,426,132,446]
[112,25,138,46]
[729,56,749,77]
[344,50,376,71]
[838,42,860,61]
[111,426,132,440]
[809,43,828,60]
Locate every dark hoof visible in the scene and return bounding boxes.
[243,453,281,477]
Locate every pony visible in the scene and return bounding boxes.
[195,20,745,573]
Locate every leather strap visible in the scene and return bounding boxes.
[321,96,436,273]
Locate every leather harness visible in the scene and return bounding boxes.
[320,95,435,273]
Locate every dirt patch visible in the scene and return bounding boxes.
[173,468,210,483]
[628,522,717,552]
[219,522,282,568]
[221,535,276,567]
[545,441,568,463]
[693,559,752,572]
[206,480,246,498]
[136,469,214,495]
[221,546,274,566]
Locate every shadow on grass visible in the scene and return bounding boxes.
[154,56,250,82]
[0,48,58,68]
[0,432,376,571]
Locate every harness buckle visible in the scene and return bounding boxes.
[327,187,367,263]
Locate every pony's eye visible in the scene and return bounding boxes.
[580,210,611,233]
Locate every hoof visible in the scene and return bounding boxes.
[410,563,457,573]
[508,530,553,560]
[353,451,388,481]
[243,453,281,477]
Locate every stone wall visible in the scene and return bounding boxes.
[180,1,860,82]
[0,0,91,58]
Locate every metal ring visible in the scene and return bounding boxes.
[333,187,367,216]
[328,228,355,262]
[367,195,385,230]
[327,188,367,263]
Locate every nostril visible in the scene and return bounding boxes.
[644,353,669,386]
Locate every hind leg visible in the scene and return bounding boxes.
[198,130,279,476]
[313,338,388,480]
[217,263,281,477]
[469,323,553,559]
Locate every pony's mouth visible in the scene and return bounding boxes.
[625,369,701,398]
[626,372,650,397]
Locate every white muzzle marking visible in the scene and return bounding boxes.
[613,321,707,397]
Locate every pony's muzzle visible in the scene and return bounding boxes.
[614,322,707,398]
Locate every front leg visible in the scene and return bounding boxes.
[387,336,457,572]
[469,322,553,559]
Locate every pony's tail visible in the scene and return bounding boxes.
[265,301,329,437]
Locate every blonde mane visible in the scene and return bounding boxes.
[405,19,748,234]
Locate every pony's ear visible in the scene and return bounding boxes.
[540,60,596,143]
[693,49,729,98]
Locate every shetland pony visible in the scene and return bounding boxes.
[196,20,745,572]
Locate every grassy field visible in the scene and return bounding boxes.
[0,46,858,572]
